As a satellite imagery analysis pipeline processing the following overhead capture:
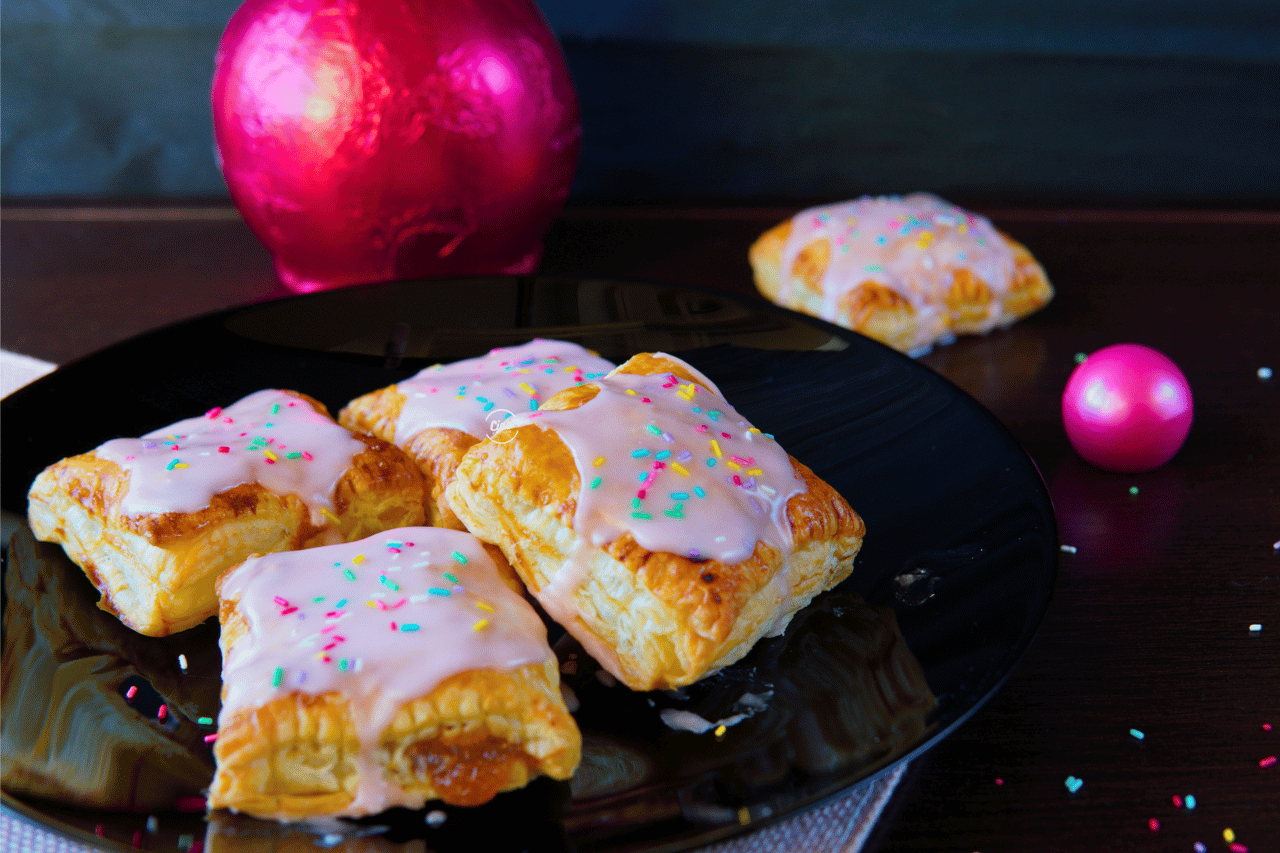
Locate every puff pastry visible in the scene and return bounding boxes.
[340,340,615,531]
[27,389,426,636]
[208,527,580,819]
[445,353,866,691]
[749,193,1053,355]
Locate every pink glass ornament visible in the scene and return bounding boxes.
[1061,344,1193,472]
[212,0,581,293]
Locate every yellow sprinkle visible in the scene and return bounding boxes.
[677,383,697,400]
[671,462,690,477]
[352,554,365,565]
[725,459,741,470]
[916,231,934,249]
[173,462,189,469]
[476,601,495,613]
[625,389,637,396]
[747,427,761,434]
[263,449,278,461]
[367,600,379,608]
[710,439,722,458]
[747,468,763,476]
[958,223,968,234]
[473,619,489,631]
[593,456,607,467]
[714,724,726,737]
[519,382,537,396]
[1224,829,1236,843]
[737,807,750,825]
[564,366,577,372]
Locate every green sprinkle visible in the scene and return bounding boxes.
[451,550,468,564]
[197,717,214,726]
[1075,352,1088,364]
[270,403,280,414]
[707,410,721,421]
[285,451,302,459]
[271,667,283,687]
[590,476,602,489]
[343,569,357,581]
[632,497,642,509]
[646,424,663,435]
[379,575,400,591]
[428,588,451,597]
[631,511,653,520]
[1129,486,1140,495]
[631,448,651,458]
[312,595,325,602]
[443,572,459,584]
[339,659,349,671]
[670,492,690,500]
[400,623,420,632]
[664,504,684,518]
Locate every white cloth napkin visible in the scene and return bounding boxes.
[0,348,904,852]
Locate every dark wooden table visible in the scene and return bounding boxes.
[3,202,1278,851]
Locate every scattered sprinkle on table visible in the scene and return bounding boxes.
[1064,775,1083,794]
[1060,544,1077,554]
[1129,728,1145,741]
[1259,366,1273,379]
[1249,623,1263,633]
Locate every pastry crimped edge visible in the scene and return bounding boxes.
[209,584,580,818]
[445,354,867,692]
[26,392,427,636]
[748,216,1053,353]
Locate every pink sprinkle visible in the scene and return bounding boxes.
[405,542,414,547]
[301,451,313,461]
[696,424,709,433]
[653,461,666,470]
[217,446,230,453]
[1172,794,1183,808]
[1264,723,1273,731]
[325,610,343,618]
[641,397,651,403]
[280,606,298,615]
[323,642,338,651]
[1230,845,1248,853]
[994,778,1004,786]
[1148,818,1159,832]
[264,458,276,465]
[273,596,289,606]
[95,824,105,836]
[637,489,647,500]
[721,431,731,438]
[1260,755,1277,768]
[376,600,389,611]
[132,829,142,848]
[223,417,235,424]
[733,475,742,486]
[125,455,135,460]
[205,406,222,419]
[388,547,401,553]
[321,624,337,634]
[190,840,204,853]
[126,685,138,700]
[390,621,397,631]
[730,455,754,465]
[334,635,346,642]
[174,795,207,812]
[157,704,167,721]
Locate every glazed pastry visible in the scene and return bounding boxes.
[749,193,1053,354]
[340,340,615,531]
[208,527,580,819]
[445,353,866,691]
[27,390,426,636]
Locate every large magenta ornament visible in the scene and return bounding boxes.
[212,0,581,292]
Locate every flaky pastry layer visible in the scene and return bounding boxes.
[27,395,426,636]
[749,216,1053,353]
[446,355,866,691]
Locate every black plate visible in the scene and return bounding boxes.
[1,276,1057,852]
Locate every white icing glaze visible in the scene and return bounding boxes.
[217,527,552,816]
[779,193,1018,349]
[95,389,365,518]
[393,339,615,442]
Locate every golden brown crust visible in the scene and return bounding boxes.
[210,591,580,818]
[27,392,427,636]
[748,210,1053,353]
[447,354,866,691]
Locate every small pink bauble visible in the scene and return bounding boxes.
[212,0,581,292]
[1061,343,1193,472]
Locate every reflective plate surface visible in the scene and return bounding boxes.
[1,277,1056,852]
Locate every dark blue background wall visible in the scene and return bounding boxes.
[3,1,1277,202]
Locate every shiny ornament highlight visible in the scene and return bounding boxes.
[212,0,581,292]
[1061,343,1193,472]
